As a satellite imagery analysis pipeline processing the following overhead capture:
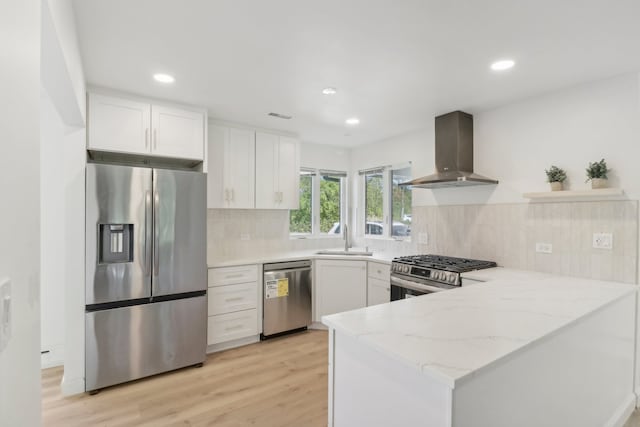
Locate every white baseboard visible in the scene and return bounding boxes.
[41,344,64,369]
[61,375,85,396]
[606,393,636,427]
[207,335,260,353]
[309,322,327,330]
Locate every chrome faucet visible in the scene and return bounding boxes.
[344,223,350,252]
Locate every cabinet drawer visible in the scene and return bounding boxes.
[207,310,258,345]
[208,265,258,287]
[368,262,390,281]
[208,282,257,315]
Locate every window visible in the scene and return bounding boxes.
[360,164,411,239]
[289,171,313,234]
[290,169,347,237]
[391,167,412,237]
[364,170,384,235]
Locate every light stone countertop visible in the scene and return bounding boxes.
[208,248,401,268]
[322,275,637,388]
[461,266,554,282]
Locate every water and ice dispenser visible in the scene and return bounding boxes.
[99,224,133,263]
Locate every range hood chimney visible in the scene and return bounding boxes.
[401,111,498,188]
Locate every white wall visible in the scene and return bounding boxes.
[300,141,351,172]
[0,0,42,425]
[39,0,87,395]
[41,0,85,126]
[40,91,67,368]
[350,73,640,208]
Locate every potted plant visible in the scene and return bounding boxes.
[545,165,567,191]
[585,159,609,189]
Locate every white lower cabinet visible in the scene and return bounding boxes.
[367,277,390,306]
[315,260,367,322]
[207,310,258,345]
[207,265,260,347]
[367,261,391,306]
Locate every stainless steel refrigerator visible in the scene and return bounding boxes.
[85,163,207,392]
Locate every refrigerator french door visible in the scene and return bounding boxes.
[85,163,207,392]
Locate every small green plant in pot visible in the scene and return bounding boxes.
[585,159,609,189]
[545,165,567,191]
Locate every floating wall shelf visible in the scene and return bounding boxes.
[523,188,625,201]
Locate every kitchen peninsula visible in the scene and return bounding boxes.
[323,273,637,427]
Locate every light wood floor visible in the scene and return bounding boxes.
[42,328,640,427]
[42,330,328,427]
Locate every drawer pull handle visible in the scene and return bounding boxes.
[225,325,244,331]
[225,297,244,302]
[225,273,244,279]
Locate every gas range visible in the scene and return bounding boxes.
[390,255,497,299]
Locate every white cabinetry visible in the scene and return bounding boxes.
[367,262,390,306]
[315,260,367,322]
[207,265,259,347]
[255,132,300,209]
[88,93,205,161]
[207,125,255,208]
[151,105,204,160]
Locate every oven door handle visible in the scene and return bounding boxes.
[390,276,448,293]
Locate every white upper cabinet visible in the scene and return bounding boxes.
[87,92,205,161]
[88,93,151,155]
[207,124,255,209]
[255,132,300,210]
[151,105,204,160]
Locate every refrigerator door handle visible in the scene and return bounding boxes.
[153,191,160,276]
[144,190,152,276]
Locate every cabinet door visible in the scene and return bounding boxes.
[277,136,300,209]
[227,128,255,209]
[207,124,229,208]
[315,260,367,321]
[88,93,151,155]
[367,277,390,306]
[151,105,204,160]
[255,132,279,209]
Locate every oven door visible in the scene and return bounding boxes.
[390,275,453,301]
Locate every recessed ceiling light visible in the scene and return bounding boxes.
[153,73,175,83]
[490,60,515,71]
[322,87,337,95]
[345,117,360,125]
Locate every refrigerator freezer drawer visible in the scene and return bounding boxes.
[207,309,258,345]
[85,296,207,391]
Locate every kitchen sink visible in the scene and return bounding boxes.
[315,250,373,256]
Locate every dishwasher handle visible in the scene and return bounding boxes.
[264,266,312,276]
[263,260,312,272]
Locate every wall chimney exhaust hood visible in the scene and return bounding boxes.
[400,111,498,189]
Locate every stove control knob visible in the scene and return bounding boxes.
[433,271,441,280]
[404,265,410,273]
[448,274,457,284]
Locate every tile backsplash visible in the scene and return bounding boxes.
[405,200,637,284]
[210,201,638,284]
[207,209,341,264]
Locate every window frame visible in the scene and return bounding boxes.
[359,162,412,241]
[289,168,347,238]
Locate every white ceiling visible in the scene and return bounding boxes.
[73,0,640,147]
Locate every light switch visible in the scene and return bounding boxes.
[0,278,11,354]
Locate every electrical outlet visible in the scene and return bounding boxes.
[535,242,553,254]
[419,232,429,245]
[240,233,251,241]
[0,278,11,354]
[593,233,613,250]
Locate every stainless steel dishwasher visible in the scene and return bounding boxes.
[262,260,312,339]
